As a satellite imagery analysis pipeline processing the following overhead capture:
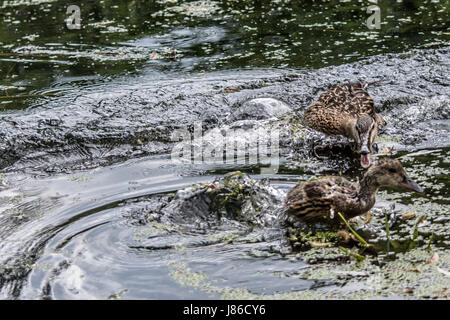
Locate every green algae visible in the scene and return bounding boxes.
[182,247,449,299]
[206,232,241,244]
[385,212,391,252]
[167,261,328,300]
[376,135,402,143]
[167,248,450,300]
[339,246,366,261]
[0,256,52,276]
[107,289,128,300]
[288,229,344,251]
[0,173,7,187]
[206,171,249,219]
[69,175,91,183]
[132,221,178,242]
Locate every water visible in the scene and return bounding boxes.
[0,0,449,299]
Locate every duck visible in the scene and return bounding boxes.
[302,81,387,168]
[284,158,423,223]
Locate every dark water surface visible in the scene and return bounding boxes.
[1,0,448,110]
[0,1,449,299]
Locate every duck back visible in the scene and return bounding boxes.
[302,83,379,137]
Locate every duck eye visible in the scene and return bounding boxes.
[388,168,397,174]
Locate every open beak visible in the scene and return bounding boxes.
[360,147,371,169]
[402,177,424,194]
[360,154,371,168]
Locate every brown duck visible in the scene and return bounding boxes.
[284,158,423,223]
[302,81,387,168]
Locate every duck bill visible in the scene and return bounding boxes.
[402,177,424,194]
[360,153,371,168]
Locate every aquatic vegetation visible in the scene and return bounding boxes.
[167,248,450,299]
[288,229,344,251]
[107,289,128,300]
[376,135,402,143]
[69,175,91,183]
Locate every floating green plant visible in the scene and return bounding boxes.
[384,212,391,252]
[337,212,369,248]
[427,233,434,251]
[338,246,365,261]
[408,215,426,251]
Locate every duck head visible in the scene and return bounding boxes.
[365,158,424,193]
[347,114,378,168]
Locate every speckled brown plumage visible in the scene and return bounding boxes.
[302,82,386,136]
[301,82,387,168]
[284,158,423,223]
[284,175,365,223]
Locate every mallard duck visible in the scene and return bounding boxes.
[302,81,387,168]
[284,158,423,223]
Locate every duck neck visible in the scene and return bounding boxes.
[358,173,380,211]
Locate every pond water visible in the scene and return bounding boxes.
[0,0,449,299]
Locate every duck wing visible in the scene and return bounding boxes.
[302,82,388,136]
[318,84,375,116]
[301,101,349,135]
[285,177,358,222]
[347,84,387,127]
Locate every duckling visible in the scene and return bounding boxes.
[302,81,387,168]
[284,158,423,223]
